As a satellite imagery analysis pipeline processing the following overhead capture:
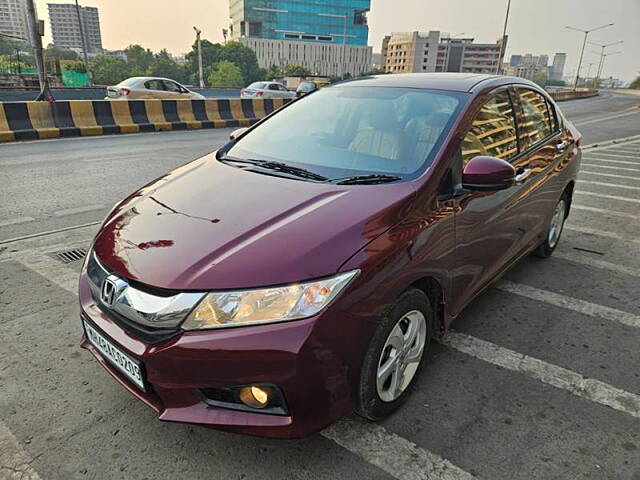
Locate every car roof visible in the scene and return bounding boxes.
[334,73,538,93]
[123,77,180,83]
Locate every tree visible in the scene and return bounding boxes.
[45,45,78,60]
[124,44,154,75]
[264,64,281,80]
[185,39,223,83]
[207,61,243,87]
[630,76,640,89]
[219,41,262,84]
[147,56,187,83]
[532,70,548,87]
[89,56,130,85]
[61,59,86,73]
[283,63,311,77]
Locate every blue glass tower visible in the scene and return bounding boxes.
[230,0,371,47]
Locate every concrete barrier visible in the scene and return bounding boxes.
[548,89,598,102]
[0,98,289,142]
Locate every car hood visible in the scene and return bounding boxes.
[93,154,416,291]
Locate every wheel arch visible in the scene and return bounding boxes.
[409,276,446,337]
[562,180,575,218]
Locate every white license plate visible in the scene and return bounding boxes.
[84,321,146,391]
[107,90,118,98]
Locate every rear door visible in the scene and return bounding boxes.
[450,87,534,315]
[163,80,190,99]
[143,79,168,99]
[510,86,570,249]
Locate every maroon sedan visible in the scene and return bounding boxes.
[79,73,581,438]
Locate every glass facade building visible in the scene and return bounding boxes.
[229,0,370,46]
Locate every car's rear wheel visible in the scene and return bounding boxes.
[356,288,433,421]
[534,194,568,258]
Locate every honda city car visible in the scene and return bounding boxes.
[80,73,581,438]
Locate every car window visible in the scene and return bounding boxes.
[546,98,559,132]
[163,80,182,92]
[226,87,464,180]
[298,82,316,93]
[517,89,553,150]
[461,90,518,165]
[144,80,165,91]
[248,82,267,90]
[118,78,140,87]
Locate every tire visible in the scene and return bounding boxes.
[534,193,568,258]
[356,288,433,421]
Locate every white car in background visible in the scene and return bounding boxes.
[106,77,205,100]
[240,81,296,99]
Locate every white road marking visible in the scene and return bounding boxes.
[601,148,640,155]
[581,158,640,166]
[575,190,640,204]
[574,109,640,127]
[565,225,640,244]
[571,204,638,220]
[442,332,640,419]
[580,170,640,181]
[0,216,35,227]
[322,418,476,480]
[579,180,640,191]
[497,280,640,329]
[0,423,42,480]
[581,164,640,173]
[584,151,640,159]
[554,250,640,278]
[16,249,79,293]
[53,204,105,217]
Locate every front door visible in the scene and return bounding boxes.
[449,87,535,315]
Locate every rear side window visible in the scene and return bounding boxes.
[163,80,182,92]
[144,80,165,90]
[268,84,280,90]
[248,82,267,90]
[461,90,518,165]
[517,89,552,150]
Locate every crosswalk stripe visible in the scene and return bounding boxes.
[581,164,640,172]
[553,250,640,278]
[579,180,640,191]
[571,204,638,220]
[581,158,640,166]
[575,190,640,204]
[497,280,640,329]
[585,151,639,159]
[565,225,640,244]
[442,332,640,419]
[580,170,640,181]
[322,418,476,480]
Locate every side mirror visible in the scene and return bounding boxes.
[462,156,515,191]
[229,127,248,140]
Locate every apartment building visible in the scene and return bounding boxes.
[229,0,372,76]
[0,0,29,42]
[47,3,102,53]
[381,31,506,75]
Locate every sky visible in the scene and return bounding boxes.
[37,0,640,81]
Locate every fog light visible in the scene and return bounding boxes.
[239,386,270,408]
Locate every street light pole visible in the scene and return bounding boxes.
[593,51,622,86]
[25,0,53,100]
[193,27,204,88]
[496,0,511,74]
[588,40,623,86]
[565,23,613,90]
[74,0,92,84]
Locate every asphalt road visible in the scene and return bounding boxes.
[1,90,640,480]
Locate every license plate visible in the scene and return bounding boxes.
[83,321,146,391]
[107,90,118,98]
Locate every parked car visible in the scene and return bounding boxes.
[80,73,581,439]
[240,81,296,99]
[296,80,323,97]
[105,77,205,100]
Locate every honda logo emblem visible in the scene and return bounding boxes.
[101,275,124,306]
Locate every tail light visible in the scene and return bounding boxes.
[240,89,245,95]
[120,87,131,96]
[256,91,264,97]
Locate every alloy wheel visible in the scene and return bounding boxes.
[548,199,566,249]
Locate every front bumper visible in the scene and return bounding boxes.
[78,272,362,438]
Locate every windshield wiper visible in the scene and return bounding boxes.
[219,156,328,181]
[329,174,402,185]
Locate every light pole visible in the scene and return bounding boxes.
[496,0,511,74]
[193,27,204,88]
[592,50,622,86]
[74,0,92,84]
[588,40,623,85]
[565,23,613,90]
[25,0,52,100]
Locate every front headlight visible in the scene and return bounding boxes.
[181,270,359,330]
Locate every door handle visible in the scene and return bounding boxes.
[555,140,569,153]
[514,168,532,184]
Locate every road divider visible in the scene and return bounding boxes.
[0,98,290,142]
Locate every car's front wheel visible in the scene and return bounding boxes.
[356,288,433,421]
[534,194,568,258]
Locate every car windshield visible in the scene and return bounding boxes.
[226,86,464,180]
[248,82,267,90]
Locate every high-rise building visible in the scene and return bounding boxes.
[229,0,372,77]
[47,3,102,53]
[0,0,30,42]
[381,31,506,75]
[550,53,567,81]
[509,54,523,67]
